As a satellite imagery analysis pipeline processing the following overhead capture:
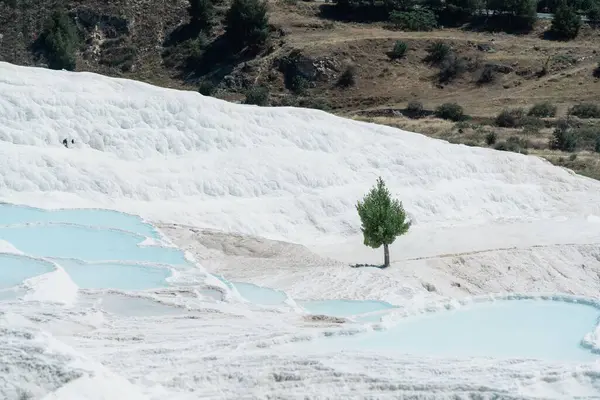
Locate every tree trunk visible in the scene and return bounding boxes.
[383,243,390,268]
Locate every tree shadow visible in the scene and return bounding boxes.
[539,30,566,41]
[163,22,202,47]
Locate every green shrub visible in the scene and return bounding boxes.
[337,66,356,88]
[520,116,544,136]
[495,108,526,128]
[438,52,466,83]
[478,65,495,84]
[188,0,215,34]
[549,119,577,151]
[425,42,451,65]
[289,75,308,95]
[198,81,217,96]
[244,86,269,106]
[406,100,424,117]
[389,9,437,31]
[389,41,408,60]
[39,10,79,71]
[494,136,529,154]
[225,0,269,49]
[550,3,581,40]
[435,102,465,121]
[568,103,600,119]
[298,97,331,111]
[485,131,497,145]
[528,102,557,117]
[595,135,600,153]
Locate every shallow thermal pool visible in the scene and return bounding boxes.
[0,224,186,264]
[0,203,160,238]
[294,299,600,362]
[0,204,192,296]
[55,258,172,291]
[0,254,55,289]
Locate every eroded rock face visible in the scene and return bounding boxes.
[276,50,342,88]
[74,8,136,71]
[74,8,131,37]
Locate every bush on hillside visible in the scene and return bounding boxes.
[337,65,356,88]
[485,131,497,145]
[478,64,495,84]
[405,100,424,117]
[389,9,437,31]
[188,0,215,34]
[528,102,557,118]
[550,3,581,40]
[225,0,269,49]
[424,42,451,65]
[549,118,577,151]
[389,40,408,59]
[495,108,526,128]
[244,86,269,106]
[435,102,465,121]
[198,81,217,96]
[568,103,600,119]
[39,10,79,71]
[438,52,467,83]
[494,136,529,154]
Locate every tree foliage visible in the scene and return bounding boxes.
[40,10,79,71]
[389,9,437,31]
[356,177,411,268]
[225,0,269,49]
[551,2,582,39]
[188,0,215,34]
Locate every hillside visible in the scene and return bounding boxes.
[1,0,600,180]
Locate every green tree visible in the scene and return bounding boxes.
[356,177,411,268]
[225,0,269,49]
[188,0,215,34]
[389,9,438,31]
[551,2,582,39]
[40,10,79,71]
[487,0,537,30]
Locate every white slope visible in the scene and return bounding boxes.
[2,61,600,399]
[1,61,600,246]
